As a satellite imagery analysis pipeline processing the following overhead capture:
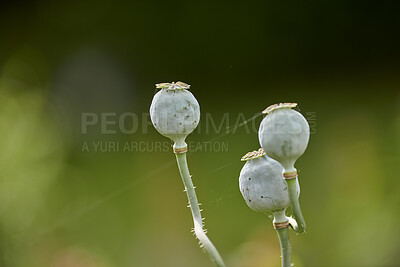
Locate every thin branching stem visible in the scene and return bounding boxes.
[175,152,225,267]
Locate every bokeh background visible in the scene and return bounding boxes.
[1,0,399,266]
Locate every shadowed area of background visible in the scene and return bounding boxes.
[0,0,399,266]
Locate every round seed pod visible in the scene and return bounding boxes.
[258,103,310,174]
[239,148,290,214]
[150,82,200,150]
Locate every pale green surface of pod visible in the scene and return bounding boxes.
[239,156,290,213]
[150,87,200,149]
[258,107,310,173]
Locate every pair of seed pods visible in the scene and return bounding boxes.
[150,82,310,267]
[240,102,309,232]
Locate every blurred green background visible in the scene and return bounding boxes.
[0,0,399,266]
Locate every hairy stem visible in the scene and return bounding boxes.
[276,227,291,267]
[286,178,306,233]
[175,152,225,267]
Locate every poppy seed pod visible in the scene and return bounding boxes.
[239,149,300,266]
[258,103,310,175]
[150,82,200,152]
[239,149,290,214]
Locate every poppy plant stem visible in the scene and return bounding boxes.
[286,177,306,233]
[175,152,225,267]
[275,226,291,267]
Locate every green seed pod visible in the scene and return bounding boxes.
[258,103,310,175]
[239,148,290,214]
[150,82,200,151]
